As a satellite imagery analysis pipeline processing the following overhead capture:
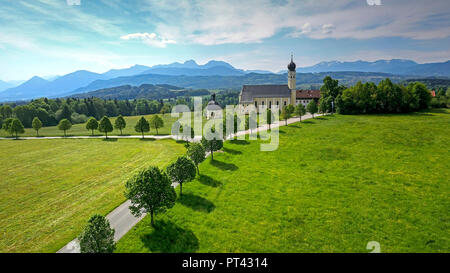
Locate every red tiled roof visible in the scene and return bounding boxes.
[431,90,436,97]
[296,90,321,99]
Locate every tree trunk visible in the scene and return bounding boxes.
[120,129,123,136]
[105,131,108,139]
[156,128,158,135]
[91,129,94,136]
[197,165,200,175]
[64,130,66,137]
[36,130,39,137]
[180,182,183,196]
[211,150,214,161]
[142,131,144,139]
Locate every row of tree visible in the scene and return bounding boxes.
[318,76,448,114]
[0,91,240,130]
[77,136,223,253]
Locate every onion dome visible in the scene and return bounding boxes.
[287,54,296,71]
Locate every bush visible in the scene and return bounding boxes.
[71,113,88,124]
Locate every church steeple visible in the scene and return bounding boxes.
[288,54,296,90]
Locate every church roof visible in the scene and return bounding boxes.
[206,93,221,110]
[296,90,321,99]
[240,85,291,103]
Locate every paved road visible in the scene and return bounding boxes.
[55,113,322,253]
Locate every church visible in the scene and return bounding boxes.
[239,55,321,110]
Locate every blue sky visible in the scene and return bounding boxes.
[0,0,449,81]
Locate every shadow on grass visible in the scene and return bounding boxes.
[139,138,156,141]
[178,193,216,213]
[102,138,118,142]
[141,221,199,253]
[302,120,315,124]
[223,147,242,155]
[229,139,250,145]
[199,174,222,187]
[176,140,189,144]
[210,159,238,171]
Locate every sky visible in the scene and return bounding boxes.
[0,0,449,81]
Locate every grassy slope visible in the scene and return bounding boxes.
[0,138,186,253]
[116,110,449,253]
[0,113,204,137]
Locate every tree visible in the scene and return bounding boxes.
[31,117,42,137]
[86,117,99,136]
[114,115,126,135]
[167,156,196,196]
[58,119,72,137]
[125,166,176,227]
[160,104,171,116]
[0,105,13,119]
[281,105,293,125]
[150,115,164,135]
[295,104,306,122]
[9,119,25,139]
[307,100,318,118]
[201,132,223,161]
[98,116,113,138]
[2,118,14,136]
[58,103,72,122]
[186,142,206,174]
[78,214,115,253]
[410,82,432,110]
[266,109,273,130]
[134,116,150,139]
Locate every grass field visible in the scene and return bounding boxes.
[116,109,449,253]
[0,113,206,137]
[0,138,186,253]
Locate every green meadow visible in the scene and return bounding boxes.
[116,109,449,253]
[0,138,186,253]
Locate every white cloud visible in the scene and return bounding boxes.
[120,32,176,48]
[141,0,450,45]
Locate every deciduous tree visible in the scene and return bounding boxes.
[125,166,176,227]
[150,115,164,135]
[295,104,306,122]
[86,117,99,136]
[201,131,223,161]
[58,118,72,137]
[32,117,42,137]
[186,142,206,174]
[134,116,150,139]
[99,116,113,139]
[167,156,196,196]
[114,115,126,135]
[78,214,115,253]
[307,100,318,118]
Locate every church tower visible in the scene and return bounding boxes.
[288,54,297,105]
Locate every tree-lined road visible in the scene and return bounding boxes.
[52,113,323,253]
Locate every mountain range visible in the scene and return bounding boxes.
[296,59,450,77]
[0,59,448,102]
